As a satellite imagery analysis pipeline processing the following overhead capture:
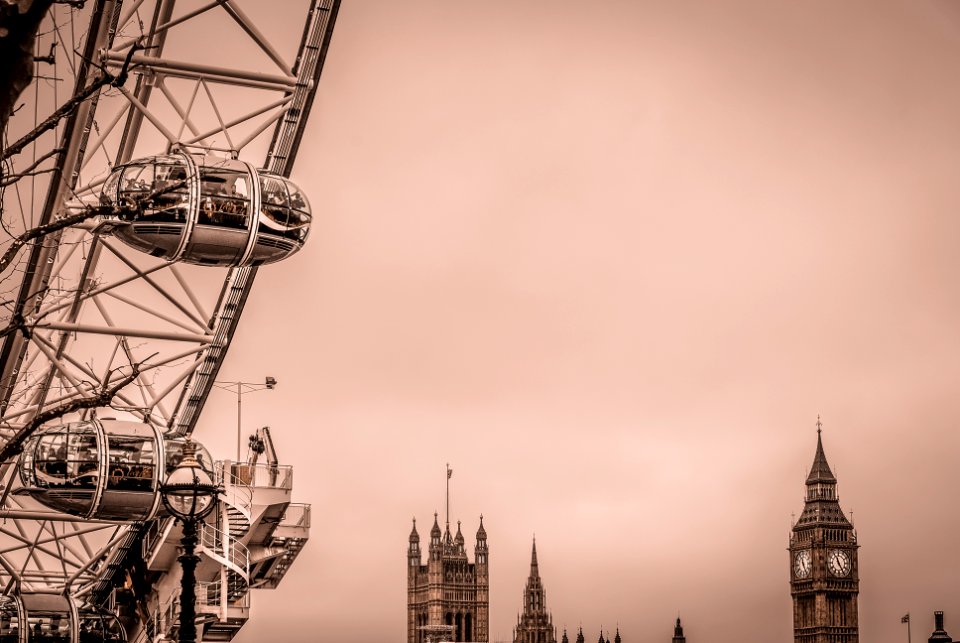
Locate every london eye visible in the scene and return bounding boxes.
[0,0,339,640]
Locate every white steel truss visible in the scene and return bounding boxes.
[0,0,335,620]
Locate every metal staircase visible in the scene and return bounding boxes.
[135,460,309,641]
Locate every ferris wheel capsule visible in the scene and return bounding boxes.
[0,592,125,643]
[98,152,311,267]
[18,419,214,521]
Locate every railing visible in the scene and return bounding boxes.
[133,587,181,643]
[280,503,311,528]
[141,515,173,563]
[200,522,250,577]
[198,579,252,610]
[219,461,254,511]
[228,462,293,490]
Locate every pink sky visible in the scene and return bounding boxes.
[188,1,960,641]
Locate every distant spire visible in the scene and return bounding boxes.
[476,514,487,540]
[409,517,419,542]
[530,537,539,577]
[806,419,837,484]
[576,627,585,643]
[562,630,569,643]
[672,616,686,643]
[614,626,621,643]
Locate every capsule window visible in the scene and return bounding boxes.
[259,175,309,242]
[66,431,98,489]
[284,180,311,241]
[35,433,69,486]
[26,610,69,642]
[107,433,156,492]
[198,169,250,230]
[100,169,121,206]
[139,160,190,224]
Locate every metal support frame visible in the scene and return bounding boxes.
[0,0,337,634]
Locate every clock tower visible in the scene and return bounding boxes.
[789,423,859,643]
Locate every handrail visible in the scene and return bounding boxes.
[218,461,253,520]
[198,579,251,609]
[199,522,249,577]
[227,462,293,490]
[280,503,311,528]
[141,515,173,562]
[134,586,181,643]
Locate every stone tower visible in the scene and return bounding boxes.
[408,514,489,643]
[513,539,557,643]
[789,424,859,643]
[672,617,685,643]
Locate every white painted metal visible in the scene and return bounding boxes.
[0,0,337,635]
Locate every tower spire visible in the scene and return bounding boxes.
[807,418,836,484]
[530,536,539,577]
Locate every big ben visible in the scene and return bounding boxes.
[789,422,859,643]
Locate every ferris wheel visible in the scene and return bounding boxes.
[0,0,339,640]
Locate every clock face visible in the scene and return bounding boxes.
[827,549,851,577]
[794,550,812,579]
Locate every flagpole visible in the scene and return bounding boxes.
[446,463,451,530]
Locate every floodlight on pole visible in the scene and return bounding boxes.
[213,377,278,461]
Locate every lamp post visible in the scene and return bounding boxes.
[161,441,220,643]
[213,377,277,461]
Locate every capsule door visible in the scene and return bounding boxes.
[98,423,161,520]
[180,160,256,265]
[105,155,193,260]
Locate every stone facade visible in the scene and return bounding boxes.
[408,514,489,643]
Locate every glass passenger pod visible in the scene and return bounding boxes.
[18,420,214,521]
[100,152,311,266]
[0,594,124,643]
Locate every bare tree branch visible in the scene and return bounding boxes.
[0,146,61,187]
[0,177,187,276]
[0,358,150,463]
[0,41,142,163]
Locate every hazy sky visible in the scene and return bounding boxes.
[190,1,960,641]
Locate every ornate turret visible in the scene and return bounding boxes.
[576,627,585,643]
[429,513,442,558]
[454,521,466,555]
[930,612,953,643]
[614,627,621,643]
[562,630,569,643]
[408,518,421,570]
[513,538,557,643]
[672,617,685,643]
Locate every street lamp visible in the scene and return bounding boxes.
[213,377,277,461]
[161,440,220,643]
